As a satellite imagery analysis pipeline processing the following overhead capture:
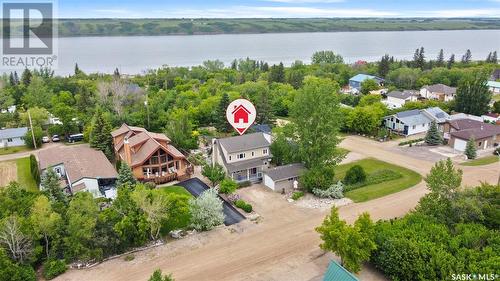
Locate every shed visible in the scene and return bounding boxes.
[263,163,305,192]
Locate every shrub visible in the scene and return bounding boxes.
[189,188,224,231]
[29,154,40,184]
[300,165,336,192]
[187,153,206,166]
[237,181,251,188]
[235,199,252,213]
[398,138,424,146]
[313,181,344,199]
[227,193,241,203]
[124,255,135,261]
[43,259,67,280]
[465,137,477,159]
[344,165,367,185]
[24,126,43,149]
[291,191,304,200]
[219,178,237,194]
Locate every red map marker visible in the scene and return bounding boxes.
[226,99,257,135]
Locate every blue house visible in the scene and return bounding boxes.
[0,127,28,148]
[323,260,359,281]
[348,74,384,91]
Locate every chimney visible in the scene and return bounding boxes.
[124,137,132,165]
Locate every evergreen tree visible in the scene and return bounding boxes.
[74,63,82,75]
[413,47,425,69]
[436,49,444,67]
[89,107,114,159]
[447,54,455,69]
[261,62,269,72]
[461,49,472,64]
[230,59,237,70]
[425,121,443,146]
[13,71,19,85]
[9,72,16,86]
[41,168,67,205]
[113,67,120,77]
[464,137,477,160]
[492,51,498,64]
[486,52,492,63]
[116,162,137,188]
[454,73,492,116]
[378,54,391,78]
[268,62,285,83]
[21,68,32,85]
[215,93,232,133]
[255,90,275,125]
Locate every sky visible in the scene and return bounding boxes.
[58,0,500,18]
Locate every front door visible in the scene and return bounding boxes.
[404,125,409,135]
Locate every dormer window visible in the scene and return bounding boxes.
[263,149,268,155]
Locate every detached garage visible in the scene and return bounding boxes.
[453,138,467,151]
[263,163,305,193]
[448,121,500,152]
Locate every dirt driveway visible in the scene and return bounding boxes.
[0,161,17,187]
[56,136,499,281]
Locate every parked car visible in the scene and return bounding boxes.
[51,135,60,142]
[42,136,50,143]
[67,133,84,143]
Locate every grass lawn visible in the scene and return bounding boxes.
[0,146,31,156]
[461,155,499,166]
[15,157,38,192]
[161,185,193,197]
[493,95,500,102]
[335,158,422,203]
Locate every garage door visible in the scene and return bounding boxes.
[454,139,467,151]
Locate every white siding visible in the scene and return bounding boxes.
[263,174,275,191]
[454,139,467,151]
[72,178,102,198]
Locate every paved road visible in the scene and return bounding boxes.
[55,136,499,281]
[176,178,246,226]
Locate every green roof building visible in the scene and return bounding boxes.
[323,260,359,281]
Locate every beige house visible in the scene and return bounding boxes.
[212,132,272,183]
[420,84,457,102]
[444,119,500,151]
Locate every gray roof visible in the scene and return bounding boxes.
[225,156,271,173]
[218,132,271,154]
[386,90,418,100]
[0,127,28,139]
[264,163,305,182]
[423,84,456,96]
[389,107,449,127]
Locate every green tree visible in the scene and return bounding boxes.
[215,93,231,133]
[30,195,62,259]
[316,207,376,273]
[465,137,477,160]
[20,107,49,128]
[0,248,36,281]
[22,76,53,108]
[219,178,237,194]
[454,74,492,116]
[447,54,455,69]
[116,162,137,188]
[148,269,174,281]
[131,185,175,240]
[344,165,366,185]
[268,62,285,83]
[377,54,391,78]
[165,109,198,150]
[311,51,344,64]
[436,49,445,67]
[89,107,113,159]
[360,79,380,95]
[424,121,443,146]
[461,49,472,63]
[24,126,43,149]
[21,68,32,86]
[493,101,500,114]
[41,168,67,205]
[201,164,226,187]
[64,192,99,261]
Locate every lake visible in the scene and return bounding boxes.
[7,30,500,75]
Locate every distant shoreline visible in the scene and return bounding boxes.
[8,18,500,37]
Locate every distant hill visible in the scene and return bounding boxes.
[11,18,500,37]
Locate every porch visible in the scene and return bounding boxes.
[231,167,263,183]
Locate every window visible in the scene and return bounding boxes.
[422,124,425,127]
[229,156,232,160]
[237,153,245,159]
[412,125,416,129]
[7,138,12,142]
[251,152,254,156]
[263,149,268,154]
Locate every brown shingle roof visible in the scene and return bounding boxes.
[38,145,118,182]
[424,84,457,96]
[450,120,500,140]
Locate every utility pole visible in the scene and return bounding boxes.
[28,109,37,149]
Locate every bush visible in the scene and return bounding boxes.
[237,181,251,188]
[291,191,304,200]
[235,199,252,213]
[189,188,224,231]
[344,165,367,185]
[313,181,344,199]
[29,154,40,185]
[219,178,237,194]
[43,259,67,280]
[398,138,424,146]
[300,165,336,192]
[24,126,43,149]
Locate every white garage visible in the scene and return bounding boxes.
[453,139,467,151]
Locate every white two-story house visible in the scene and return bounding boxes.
[212,132,272,183]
